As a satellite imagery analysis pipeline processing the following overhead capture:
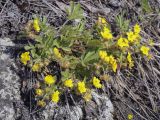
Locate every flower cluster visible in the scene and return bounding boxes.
[92,77,102,88]
[98,18,151,71]
[33,18,40,32]
[32,63,40,72]
[99,50,117,72]
[37,100,46,107]
[44,75,55,85]
[140,46,150,56]
[36,89,43,96]
[64,79,73,88]
[78,81,87,94]
[51,90,60,103]
[19,4,153,107]
[101,26,113,40]
[98,17,107,24]
[127,52,134,69]
[117,24,141,49]
[53,47,62,59]
[127,24,141,43]
[20,52,30,65]
[117,37,129,49]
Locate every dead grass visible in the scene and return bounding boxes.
[0,0,160,119]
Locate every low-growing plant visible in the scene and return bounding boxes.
[140,0,153,13]
[19,2,153,107]
[115,11,130,33]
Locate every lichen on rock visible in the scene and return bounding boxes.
[0,38,21,120]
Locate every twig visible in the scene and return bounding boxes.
[0,0,10,16]
[42,0,62,15]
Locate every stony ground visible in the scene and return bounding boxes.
[0,37,114,120]
[0,0,160,120]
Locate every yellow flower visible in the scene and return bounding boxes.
[140,46,150,56]
[127,31,137,43]
[53,47,62,59]
[127,52,132,63]
[51,90,60,103]
[127,31,141,43]
[99,51,111,63]
[77,81,87,94]
[101,26,113,40]
[32,63,40,72]
[44,75,55,85]
[92,77,102,88]
[109,55,115,64]
[108,55,117,72]
[134,24,141,34]
[98,17,107,24]
[20,52,30,65]
[99,50,107,60]
[83,89,92,102]
[128,113,133,120]
[111,60,117,72]
[127,52,134,68]
[64,79,73,88]
[33,18,40,32]
[117,37,129,48]
[37,100,46,107]
[104,56,110,63]
[99,51,117,72]
[35,89,43,96]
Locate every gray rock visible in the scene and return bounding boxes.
[0,38,114,120]
[41,91,114,120]
[41,102,55,120]
[108,0,121,7]
[0,38,21,120]
[54,105,83,120]
[92,91,114,120]
[41,102,83,120]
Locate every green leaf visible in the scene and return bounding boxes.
[115,12,130,33]
[75,64,92,79]
[86,40,102,48]
[66,1,84,20]
[61,70,72,81]
[47,39,59,48]
[77,19,86,31]
[31,49,36,58]
[82,51,99,65]
[141,0,152,13]
[24,45,32,50]
[35,36,43,43]
[61,47,71,52]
